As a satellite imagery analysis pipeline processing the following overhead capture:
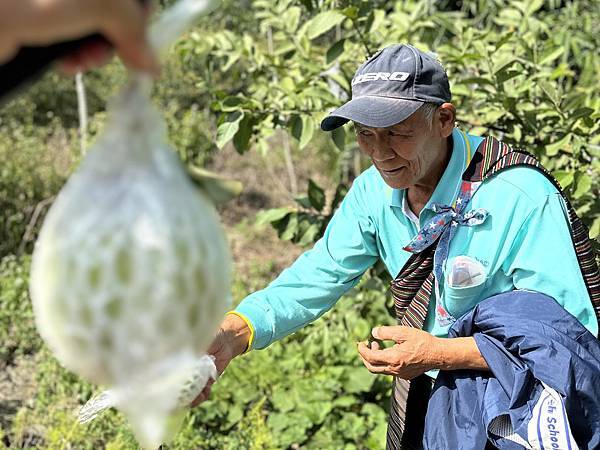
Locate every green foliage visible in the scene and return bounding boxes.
[1,1,598,449]
[256,179,348,246]
[193,0,599,243]
[0,118,74,257]
[169,273,394,449]
[0,256,42,364]
[9,350,140,450]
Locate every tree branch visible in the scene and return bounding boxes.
[18,196,56,256]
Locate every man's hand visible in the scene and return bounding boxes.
[0,0,158,74]
[357,326,442,380]
[357,326,489,380]
[190,313,252,407]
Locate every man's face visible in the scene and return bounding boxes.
[354,108,443,189]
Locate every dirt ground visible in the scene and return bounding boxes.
[0,356,38,443]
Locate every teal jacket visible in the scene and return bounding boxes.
[234,128,598,350]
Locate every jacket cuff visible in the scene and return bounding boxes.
[233,301,274,350]
[224,311,254,354]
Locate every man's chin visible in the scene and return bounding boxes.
[379,173,410,189]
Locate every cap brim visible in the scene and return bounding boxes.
[320,96,423,131]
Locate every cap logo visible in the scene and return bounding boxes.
[352,71,410,86]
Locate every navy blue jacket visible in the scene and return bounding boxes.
[424,290,600,449]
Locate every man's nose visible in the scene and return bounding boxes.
[370,136,395,161]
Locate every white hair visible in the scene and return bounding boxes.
[419,102,439,128]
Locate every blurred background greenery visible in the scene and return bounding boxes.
[1,0,598,448]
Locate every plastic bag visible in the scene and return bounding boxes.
[447,255,486,288]
[29,1,226,448]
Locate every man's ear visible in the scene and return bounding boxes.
[437,103,456,138]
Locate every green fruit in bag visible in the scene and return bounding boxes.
[30,1,226,447]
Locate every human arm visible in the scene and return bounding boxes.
[190,176,382,405]
[357,326,489,380]
[233,176,381,351]
[0,0,158,74]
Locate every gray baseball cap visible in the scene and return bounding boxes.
[320,44,451,131]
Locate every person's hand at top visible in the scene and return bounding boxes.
[0,0,159,75]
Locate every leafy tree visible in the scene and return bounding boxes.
[189,0,599,244]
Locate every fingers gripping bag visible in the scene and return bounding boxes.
[29,1,228,448]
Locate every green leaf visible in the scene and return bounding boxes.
[461,77,495,86]
[187,166,243,205]
[222,51,241,71]
[569,107,594,123]
[343,368,375,394]
[280,77,295,92]
[280,214,299,241]
[256,208,291,226]
[366,422,389,449]
[290,114,315,149]
[546,134,572,156]
[553,170,574,188]
[232,114,254,154]
[494,31,515,50]
[589,217,600,240]
[497,69,521,84]
[216,111,244,149]
[266,412,289,432]
[268,412,311,447]
[332,395,357,408]
[286,6,302,32]
[328,71,350,92]
[308,179,326,211]
[539,47,564,66]
[220,96,244,112]
[573,174,592,199]
[331,127,346,151]
[294,195,313,209]
[330,183,348,212]
[526,0,545,15]
[226,404,243,425]
[271,389,294,412]
[539,81,560,106]
[305,10,346,40]
[493,56,518,75]
[341,6,359,20]
[301,116,316,148]
[326,39,346,64]
[369,9,386,33]
[298,223,320,246]
[299,0,314,12]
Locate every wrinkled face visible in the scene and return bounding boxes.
[354,107,446,189]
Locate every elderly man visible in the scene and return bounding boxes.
[194,44,600,448]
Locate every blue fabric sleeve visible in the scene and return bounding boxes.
[502,192,598,336]
[235,177,380,349]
